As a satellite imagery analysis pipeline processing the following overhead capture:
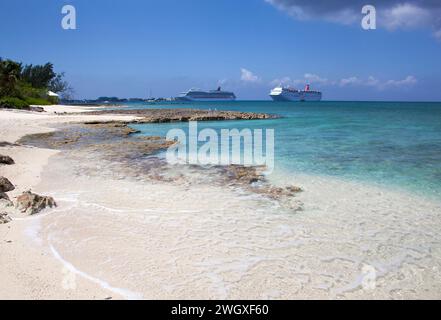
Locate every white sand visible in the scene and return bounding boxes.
[0,106,140,299]
[1,106,441,300]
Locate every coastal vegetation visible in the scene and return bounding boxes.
[0,57,72,110]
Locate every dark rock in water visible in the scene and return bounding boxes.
[223,165,266,185]
[214,165,303,210]
[0,177,15,193]
[0,212,11,224]
[15,191,57,215]
[140,136,162,141]
[0,154,15,165]
[286,185,303,193]
[86,122,141,136]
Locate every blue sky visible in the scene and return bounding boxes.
[1,0,441,101]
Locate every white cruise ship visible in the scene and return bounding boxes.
[270,84,322,102]
[176,87,236,102]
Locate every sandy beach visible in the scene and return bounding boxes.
[0,106,141,299]
[1,105,441,300]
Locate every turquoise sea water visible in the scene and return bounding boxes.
[128,101,441,199]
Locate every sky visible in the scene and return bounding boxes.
[1,0,441,101]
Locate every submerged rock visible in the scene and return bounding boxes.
[85,122,141,136]
[286,185,303,193]
[15,191,57,215]
[255,186,302,199]
[213,165,303,210]
[0,154,14,165]
[0,212,11,224]
[0,177,15,193]
[19,131,82,148]
[223,165,266,184]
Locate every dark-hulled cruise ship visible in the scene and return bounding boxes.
[176,87,236,101]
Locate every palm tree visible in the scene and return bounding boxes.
[0,58,22,97]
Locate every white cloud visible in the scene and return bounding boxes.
[340,75,416,88]
[340,76,361,87]
[366,76,380,87]
[270,76,292,86]
[292,73,329,85]
[265,0,441,41]
[265,0,359,24]
[339,76,380,87]
[304,73,328,84]
[385,75,417,87]
[240,68,261,83]
[271,73,328,87]
[270,73,417,90]
[382,3,431,30]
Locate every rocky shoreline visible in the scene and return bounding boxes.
[2,105,300,223]
[72,108,278,123]
[18,119,303,211]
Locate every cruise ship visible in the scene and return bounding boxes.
[176,87,236,102]
[270,84,322,102]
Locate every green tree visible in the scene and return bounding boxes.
[0,58,22,97]
[48,72,74,99]
[21,63,56,88]
[1,57,74,107]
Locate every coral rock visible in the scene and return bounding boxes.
[15,191,57,215]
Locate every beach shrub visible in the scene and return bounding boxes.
[17,81,47,98]
[0,97,29,109]
[24,97,52,105]
[47,95,59,104]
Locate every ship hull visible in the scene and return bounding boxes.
[176,96,236,102]
[270,86,322,102]
[176,87,236,102]
[270,93,301,101]
[270,92,322,102]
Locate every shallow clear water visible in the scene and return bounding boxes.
[128,101,441,199]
